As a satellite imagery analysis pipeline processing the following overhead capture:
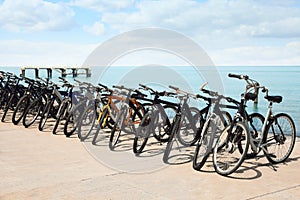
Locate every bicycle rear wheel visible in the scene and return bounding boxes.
[213,122,249,176]
[263,113,296,164]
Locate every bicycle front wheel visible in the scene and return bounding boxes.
[213,122,249,176]
[23,98,43,128]
[263,113,296,164]
[53,101,69,134]
[12,95,30,125]
[163,114,181,163]
[64,102,86,137]
[133,112,151,154]
[177,107,201,146]
[193,120,214,171]
[38,101,53,131]
[92,107,109,145]
[245,112,264,159]
[78,104,97,141]
[153,105,176,143]
[109,108,127,150]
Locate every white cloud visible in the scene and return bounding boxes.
[0,40,97,66]
[83,21,106,36]
[0,0,75,32]
[97,0,300,39]
[70,0,134,12]
[210,41,300,66]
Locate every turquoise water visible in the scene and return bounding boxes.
[1,66,299,136]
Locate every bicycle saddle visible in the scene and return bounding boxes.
[265,95,282,103]
[244,92,257,101]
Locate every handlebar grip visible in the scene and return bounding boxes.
[196,94,210,101]
[169,85,179,91]
[113,85,125,90]
[139,83,147,89]
[134,89,147,97]
[228,73,249,80]
[74,79,81,83]
[228,73,242,79]
[98,83,108,89]
[226,97,240,105]
[202,88,210,94]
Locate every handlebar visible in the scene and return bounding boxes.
[139,84,175,97]
[169,85,197,99]
[228,73,249,80]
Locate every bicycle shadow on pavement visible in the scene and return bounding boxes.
[196,154,300,180]
[225,155,300,180]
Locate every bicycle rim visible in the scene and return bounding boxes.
[264,113,296,164]
[213,122,249,176]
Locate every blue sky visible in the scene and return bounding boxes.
[0,0,300,66]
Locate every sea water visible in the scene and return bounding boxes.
[1,66,299,136]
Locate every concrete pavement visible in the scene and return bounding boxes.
[1,119,300,200]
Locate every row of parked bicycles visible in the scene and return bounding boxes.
[0,70,296,176]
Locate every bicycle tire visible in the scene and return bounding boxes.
[92,107,109,145]
[133,112,151,154]
[193,120,214,170]
[153,105,176,143]
[64,102,85,137]
[12,95,30,125]
[193,111,231,171]
[177,107,201,146]
[109,107,127,150]
[52,101,69,134]
[78,104,97,141]
[38,101,53,131]
[213,121,249,176]
[244,112,265,159]
[1,93,15,122]
[22,98,43,128]
[163,114,181,163]
[263,113,296,164]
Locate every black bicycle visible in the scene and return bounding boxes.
[133,84,177,154]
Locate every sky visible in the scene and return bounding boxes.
[0,0,300,66]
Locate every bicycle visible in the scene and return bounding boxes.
[63,80,97,137]
[162,85,205,163]
[77,83,113,141]
[1,74,25,122]
[22,78,52,128]
[109,85,147,150]
[193,83,237,170]
[38,80,69,131]
[90,83,119,144]
[12,76,42,125]
[133,84,177,154]
[52,77,84,135]
[213,74,296,176]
